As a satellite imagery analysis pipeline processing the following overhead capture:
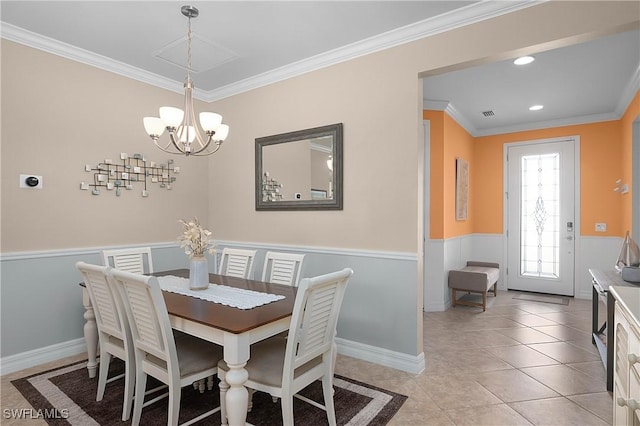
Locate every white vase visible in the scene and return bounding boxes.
[189,255,209,290]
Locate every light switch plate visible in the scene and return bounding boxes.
[595,223,607,232]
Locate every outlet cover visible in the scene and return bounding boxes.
[595,223,607,232]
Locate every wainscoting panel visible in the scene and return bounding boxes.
[424,233,619,312]
[469,233,506,289]
[216,241,419,358]
[577,236,624,299]
[1,242,422,375]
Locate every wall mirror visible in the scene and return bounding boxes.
[255,123,343,210]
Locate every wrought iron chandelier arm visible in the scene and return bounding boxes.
[191,139,223,156]
[153,133,184,155]
[167,129,186,153]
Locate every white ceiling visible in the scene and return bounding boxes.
[2,1,639,136]
[423,28,640,136]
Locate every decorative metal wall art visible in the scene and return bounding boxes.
[80,153,179,197]
[261,172,283,202]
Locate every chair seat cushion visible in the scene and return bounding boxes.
[218,336,321,388]
[448,265,500,293]
[174,331,223,378]
[463,266,500,287]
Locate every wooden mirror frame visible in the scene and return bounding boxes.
[255,123,343,211]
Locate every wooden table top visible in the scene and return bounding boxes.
[156,269,296,334]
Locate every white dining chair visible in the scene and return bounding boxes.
[218,268,354,426]
[109,268,223,426]
[76,262,135,421]
[102,247,154,274]
[261,252,306,287]
[218,248,257,279]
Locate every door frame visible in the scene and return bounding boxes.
[502,135,581,293]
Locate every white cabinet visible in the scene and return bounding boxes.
[613,298,640,425]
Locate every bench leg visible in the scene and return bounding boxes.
[482,292,487,312]
[452,288,457,307]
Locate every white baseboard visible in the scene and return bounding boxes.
[335,337,425,375]
[424,301,447,312]
[0,338,87,376]
[1,335,424,378]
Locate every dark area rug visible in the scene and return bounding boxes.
[11,359,407,425]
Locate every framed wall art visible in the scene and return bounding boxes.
[455,157,469,221]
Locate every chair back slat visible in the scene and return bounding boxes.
[102,247,154,274]
[77,262,124,340]
[285,268,352,374]
[111,270,172,363]
[219,248,256,279]
[261,252,305,286]
[227,256,251,277]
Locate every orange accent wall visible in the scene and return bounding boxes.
[444,114,475,237]
[423,110,474,239]
[426,91,639,239]
[621,91,640,235]
[475,121,624,236]
[424,110,445,239]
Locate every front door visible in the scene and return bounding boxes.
[506,139,576,296]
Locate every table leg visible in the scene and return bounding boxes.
[224,362,249,426]
[592,284,598,344]
[223,333,250,426]
[82,288,98,378]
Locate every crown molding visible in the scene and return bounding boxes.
[472,112,621,137]
[203,0,541,101]
[425,70,639,138]
[0,22,187,96]
[615,64,640,118]
[422,99,449,111]
[1,1,541,102]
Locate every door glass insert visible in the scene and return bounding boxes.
[520,153,560,278]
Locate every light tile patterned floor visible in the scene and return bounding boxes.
[0,290,612,425]
[362,290,612,426]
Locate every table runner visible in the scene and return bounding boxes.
[157,275,285,309]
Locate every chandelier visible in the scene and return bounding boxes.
[143,5,229,156]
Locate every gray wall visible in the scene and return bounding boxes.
[1,243,418,360]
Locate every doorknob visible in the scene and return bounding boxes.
[566,236,573,240]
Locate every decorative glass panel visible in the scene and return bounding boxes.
[520,153,560,278]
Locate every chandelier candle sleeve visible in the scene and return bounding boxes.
[143,5,229,156]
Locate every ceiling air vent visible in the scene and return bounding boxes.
[481,110,495,117]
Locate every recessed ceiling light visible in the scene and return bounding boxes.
[514,56,535,65]
[529,105,544,111]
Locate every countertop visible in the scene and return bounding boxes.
[610,286,640,327]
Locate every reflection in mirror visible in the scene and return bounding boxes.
[256,123,343,210]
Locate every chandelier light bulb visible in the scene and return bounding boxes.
[159,107,184,128]
[178,126,197,143]
[214,124,230,141]
[143,117,165,137]
[199,112,223,132]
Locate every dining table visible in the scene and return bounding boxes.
[81,269,297,426]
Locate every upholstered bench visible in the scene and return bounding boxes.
[448,261,500,311]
